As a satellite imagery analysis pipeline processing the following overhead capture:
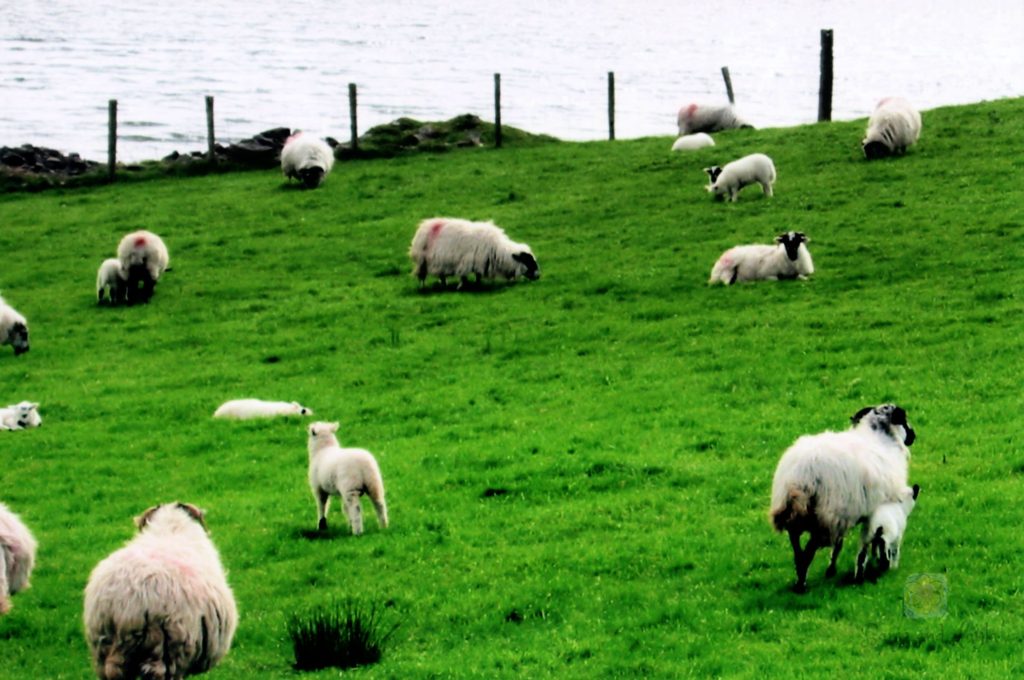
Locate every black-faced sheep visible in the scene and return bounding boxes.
[307,422,388,535]
[96,258,127,305]
[704,153,776,202]
[709,232,813,285]
[0,294,29,356]
[281,132,335,189]
[855,484,920,581]
[116,230,170,305]
[677,103,752,135]
[0,401,42,430]
[0,501,37,616]
[212,399,313,419]
[409,217,540,289]
[862,97,922,159]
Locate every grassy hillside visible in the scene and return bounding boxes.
[1,97,1022,678]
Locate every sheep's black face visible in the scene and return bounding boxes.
[863,140,892,160]
[299,166,325,189]
[10,322,29,355]
[776,232,808,261]
[852,403,915,446]
[703,166,723,183]
[512,252,540,280]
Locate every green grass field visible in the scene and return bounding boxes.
[1,97,1023,678]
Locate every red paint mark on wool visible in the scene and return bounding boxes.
[686,103,698,118]
[134,237,147,247]
[426,220,445,248]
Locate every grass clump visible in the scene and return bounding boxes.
[288,599,398,671]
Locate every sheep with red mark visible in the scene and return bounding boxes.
[709,232,813,285]
[862,97,922,159]
[409,217,539,289]
[0,294,29,356]
[0,501,37,616]
[307,422,388,535]
[281,132,335,189]
[677,103,751,135]
[117,230,169,304]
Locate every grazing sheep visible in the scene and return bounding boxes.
[0,401,42,430]
[117,230,170,305]
[409,217,540,289]
[96,258,127,305]
[855,484,920,581]
[0,501,37,616]
[212,399,313,420]
[671,132,715,152]
[770,403,916,592]
[708,231,814,285]
[307,422,388,535]
[0,294,29,356]
[704,153,776,202]
[677,103,752,135]
[83,502,238,680]
[862,97,922,159]
[281,132,335,189]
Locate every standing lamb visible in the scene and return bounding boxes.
[213,399,313,420]
[770,403,916,592]
[117,230,170,305]
[0,401,42,430]
[708,231,814,285]
[0,501,37,616]
[704,153,776,202]
[0,294,29,356]
[862,97,922,159]
[307,422,388,535]
[671,132,715,152]
[677,103,752,135]
[855,484,920,581]
[83,502,238,680]
[96,258,127,305]
[409,217,540,289]
[281,132,335,189]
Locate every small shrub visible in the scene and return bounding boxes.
[288,599,399,671]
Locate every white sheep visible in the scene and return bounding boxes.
[307,421,388,535]
[704,153,776,202]
[281,132,335,189]
[117,230,170,304]
[0,401,42,431]
[708,231,814,285]
[770,403,916,592]
[862,97,922,159]
[83,502,238,680]
[409,217,540,289]
[0,501,37,616]
[855,484,920,581]
[96,258,127,305]
[671,133,715,152]
[677,103,752,135]
[0,294,29,356]
[212,399,313,420]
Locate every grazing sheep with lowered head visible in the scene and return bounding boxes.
[307,421,388,535]
[862,97,922,159]
[96,258,127,305]
[0,294,29,356]
[855,484,920,581]
[409,217,539,289]
[709,231,813,285]
[671,133,715,151]
[83,502,238,680]
[0,401,42,431]
[117,230,170,304]
[281,132,335,189]
[213,399,313,420]
[0,501,37,616]
[704,153,776,202]
[677,103,752,135]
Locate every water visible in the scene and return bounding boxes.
[1,0,1021,162]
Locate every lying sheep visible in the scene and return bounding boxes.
[0,501,37,616]
[671,132,715,152]
[855,484,920,581]
[84,502,238,680]
[862,97,922,159]
[409,217,540,289]
[770,404,916,592]
[117,230,170,305]
[213,399,313,420]
[704,153,776,202]
[0,401,42,430]
[307,422,388,535]
[709,231,814,285]
[677,103,752,135]
[96,258,127,305]
[0,294,29,356]
[281,132,335,189]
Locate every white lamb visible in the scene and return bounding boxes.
[307,421,388,535]
[83,502,238,680]
[0,501,37,616]
[862,97,922,159]
[409,217,540,289]
[96,258,127,305]
[677,103,752,135]
[281,132,335,189]
[0,401,42,430]
[213,399,313,420]
[704,153,776,202]
[671,132,715,152]
[117,230,170,304]
[0,294,29,356]
[770,403,916,592]
[855,484,920,581]
[709,231,814,285]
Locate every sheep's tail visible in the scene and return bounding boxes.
[708,253,736,285]
[770,487,812,532]
[96,613,186,680]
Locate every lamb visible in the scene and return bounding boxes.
[0,401,42,430]
[862,97,922,159]
[96,258,127,305]
[670,132,715,151]
[307,421,388,535]
[770,403,916,592]
[0,501,37,616]
[855,484,920,582]
[677,103,752,136]
[117,230,170,304]
[83,502,238,680]
[409,217,540,289]
[0,294,29,356]
[704,153,776,202]
[281,132,335,189]
[708,231,813,285]
[212,399,313,420]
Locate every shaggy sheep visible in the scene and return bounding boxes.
[670,132,715,152]
[307,422,388,535]
[0,294,29,356]
[212,399,314,420]
[0,501,37,616]
[117,230,170,305]
[704,153,776,202]
[708,231,814,285]
[409,217,540,289]
[862,97,922,159]
[770,403,916,592]
[0,401,42,431]
[96,258,127,305]
[855,484,920,581]
[83,502,238,680]
[677,103,752,135]
[281,132,335,189]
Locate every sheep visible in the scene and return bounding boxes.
[862,97,922,159]
[83,502,238,680]
[96,258,127,305]
[409,217,540,289]
[855,484,920,582]
[212,399,313,420]
[671,132,715,152]
[117,230,170,305]
[0,501,37,616]
[708,231,814,285]
[704,153,776,202]
[281,132,335,189]
[0,294,29,356]
[770,403,916,592]
[0,401,42,430]
[307,421,388,535]
[677,103,752,136]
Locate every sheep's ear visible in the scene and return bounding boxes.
[774,234,785,244]
[912,484,920,500]
[890,406,908,426]
[328,422,340,433]
[176,502,207,530]
[851,406,874,424]
[135,505,161,530]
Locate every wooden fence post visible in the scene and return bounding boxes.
[608,71,615,140]
[494,73,502,148]
[107,99,117,182]
[348,83,358,150]
[205,95,216,163]
[721,66,735,104]
[818,29,834,122]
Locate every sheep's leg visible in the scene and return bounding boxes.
[458,275,470,290]
[825,535,843,578]
[439,275,448,288]
[343,491,364,536]
[789,530,823,593]
[0,550,10,615]
[854,543,869,582]
[315,489,330,531]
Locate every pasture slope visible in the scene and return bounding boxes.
[1,97,1022,678]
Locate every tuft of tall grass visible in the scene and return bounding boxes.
[287,599,399,671]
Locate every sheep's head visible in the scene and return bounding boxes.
[703,166,723,184]
[135,502,208,533]
[10,401,40,428]
[298,166,326,189]
[851,403,916,446]
[511,251,540,281]
[8,322,29,355]
[308,422,340,451]
[292,402,314,416]
[775,232,809,261]
[862,139,892,160]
